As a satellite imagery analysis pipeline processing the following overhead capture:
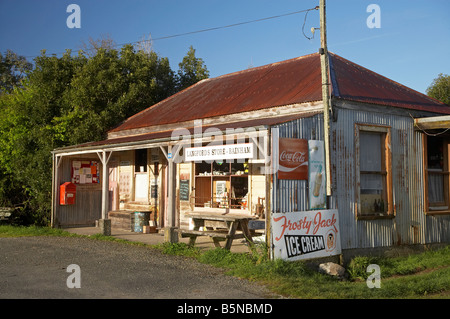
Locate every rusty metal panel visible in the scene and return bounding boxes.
[111,52,450,135]
[330,53,450,114]
[110,54,322,133]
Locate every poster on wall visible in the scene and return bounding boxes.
[277,138,308,180]
[71,161,99,184]
[308,140,326,209]
[271,209,341,261]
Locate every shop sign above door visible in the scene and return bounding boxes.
[184,143,254,161]
[278,138,308,180]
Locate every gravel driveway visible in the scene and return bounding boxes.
[0,236,274,299]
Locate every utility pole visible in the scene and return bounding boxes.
[319,0,332,197]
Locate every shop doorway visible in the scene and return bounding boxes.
[134,149,149,202]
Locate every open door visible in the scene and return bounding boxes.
[134,149,149,202]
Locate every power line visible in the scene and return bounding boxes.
[23,7,319,59]
[145,7,319,42]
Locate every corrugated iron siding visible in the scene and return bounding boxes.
[271,107,450,250]
[272,114,324,213]
[332,106,450,249]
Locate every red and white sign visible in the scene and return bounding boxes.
[278,138,308,180]
[272,209,341,261]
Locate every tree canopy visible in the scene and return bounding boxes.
[0,49,33,93]
[177,45,209,90]
[426,73,450,105]
[0,44,209,225]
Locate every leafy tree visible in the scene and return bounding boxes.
[177,46,209,90]
[426,73,450,105]
[56,44,177,145]
[0,50,33,93]
[0,50,82,224]
[0,43,209,225]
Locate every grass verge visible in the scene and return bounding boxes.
[157,241,450,299]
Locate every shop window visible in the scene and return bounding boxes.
[424,135,450,214]
[194,161,248,210]
[355,124,393,218]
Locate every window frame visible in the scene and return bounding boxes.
[423,134,450,215]
[355,124,394,219]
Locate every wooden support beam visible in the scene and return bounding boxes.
[415,115,450,130]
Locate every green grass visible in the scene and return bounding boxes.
[1,225,449,298]
[0,225,74,237]
[171,242,450,299]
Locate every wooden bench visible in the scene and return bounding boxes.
[177,212,255,250]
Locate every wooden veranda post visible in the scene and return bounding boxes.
[98,150,113,235]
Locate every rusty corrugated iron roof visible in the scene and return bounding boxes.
[109,52,450,134]
[57,112,320,152]
[329,53,450,113]
[109,53,322,133]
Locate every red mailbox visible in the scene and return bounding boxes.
[60,182,76,205]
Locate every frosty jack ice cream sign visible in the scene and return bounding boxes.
[272,209,341,261]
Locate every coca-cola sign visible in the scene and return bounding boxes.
[278,138,308,180]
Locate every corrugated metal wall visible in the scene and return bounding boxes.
[272,114,324,213]
[271,106,450,250]
[331,106,450,249]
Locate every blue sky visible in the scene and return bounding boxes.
[0,0,449,94]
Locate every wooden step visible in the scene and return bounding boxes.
[122,202,152,211]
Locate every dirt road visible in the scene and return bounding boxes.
[0,236,273,299]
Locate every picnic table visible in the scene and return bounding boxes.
[177,212,256,250]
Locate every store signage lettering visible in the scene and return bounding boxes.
[278,138,308,180]
[185,143,254,161]
[284,235,325,258]
[272,209,341,261]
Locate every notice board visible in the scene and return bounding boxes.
[179,179,190,201]
[71,160,99,184]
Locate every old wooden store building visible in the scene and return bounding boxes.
[51,52,450,261]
